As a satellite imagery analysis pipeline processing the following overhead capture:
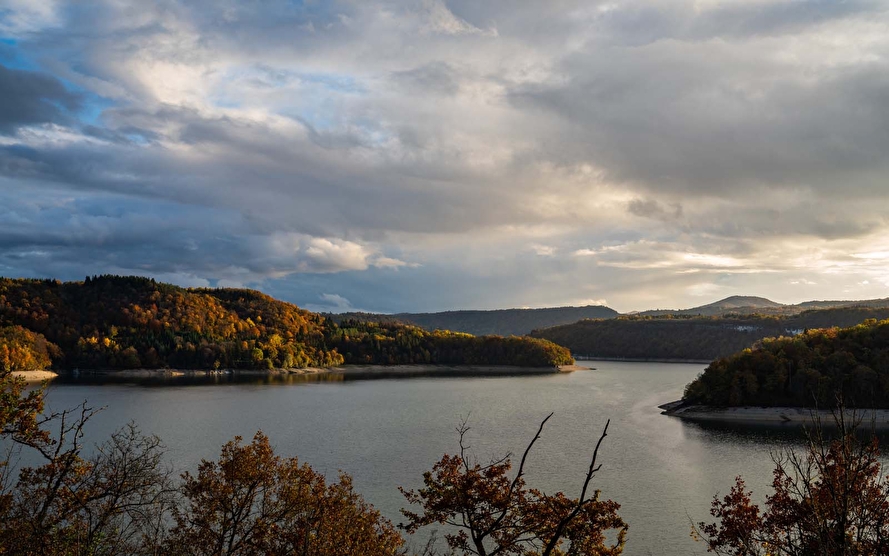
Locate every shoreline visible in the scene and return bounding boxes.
[574,356,711,364]
[660,400,889,426]
[27,364,577,381]
[11,370,60,382]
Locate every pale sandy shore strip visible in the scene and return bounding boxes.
[660,400,889,426]
[11,370,59,382]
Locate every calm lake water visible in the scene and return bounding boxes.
[37,361,813,555]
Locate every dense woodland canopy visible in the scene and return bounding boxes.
[330,320,573,367]
[0,276,572,371]
[333,305,619,337]
[683,319,889,408]
[532,308,889,361]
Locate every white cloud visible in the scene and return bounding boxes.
[371,256,419,269]
[530,244,556,256]
[573,298,608,307]
[0,0,62,35]
[686,283,724,298]
[852,251,889,260]
[422,0,498,36]
[573,248,599,257]
[300,237,372,273]
[319,293,353,309]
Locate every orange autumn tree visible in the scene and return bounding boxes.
[166,431,404,556]
[0,334,174,556]
[696,411,889,556]
[0,332,54,528]
[0,325,59,374]
[1,325,59,496]
[400,413,627,556]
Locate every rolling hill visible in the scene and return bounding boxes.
[682,318,889,408]
[639,295,889,317]
[531,306,889,362]
[0,276,573,371]
[331,305,619,336]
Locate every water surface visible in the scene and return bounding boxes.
[38,362,814,555]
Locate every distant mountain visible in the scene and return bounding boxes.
[639,295,889,318]
[694,295,784,311]
[640,295,785,317]
[331,305,619,336]
[331,295,889,338]
[531,306,889,362]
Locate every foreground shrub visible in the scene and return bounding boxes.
[696,411,889,555]
[401,414,627,555]
[166,432,404,556]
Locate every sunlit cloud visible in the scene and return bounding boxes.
[530,244,556,257]
[0,0,887,312]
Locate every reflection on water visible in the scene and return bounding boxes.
[21,361,885,556]
[684,415,889,455]
[53,372,347,387]
[52,367,557,387]
[682,418,809,445]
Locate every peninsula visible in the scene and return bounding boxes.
[0,276,573,378]
[662,318,889,423]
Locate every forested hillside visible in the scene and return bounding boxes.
[329,320,573,367]
[532,307,889,361]
[0,276,572,371]
[683,319,889,408]
[332,305,618,336]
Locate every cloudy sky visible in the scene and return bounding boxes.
[1,0,888,313]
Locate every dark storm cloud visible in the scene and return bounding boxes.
[627,199,682,221]
[0,64,81,133]
[582,0,879,45]
[391,62,461,96]
[681,0,878,41]
[0,97,531,239]
[0,186,390,286]
[510,49,889,197]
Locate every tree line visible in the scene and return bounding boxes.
[332,305,619,337]
[329,320,574,367]
[683,318,889,408]
[0,276,572,371]
[531,307,889,361]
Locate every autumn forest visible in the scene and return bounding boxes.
[0,276,573,373]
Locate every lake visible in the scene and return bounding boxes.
[37,361,812,555]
